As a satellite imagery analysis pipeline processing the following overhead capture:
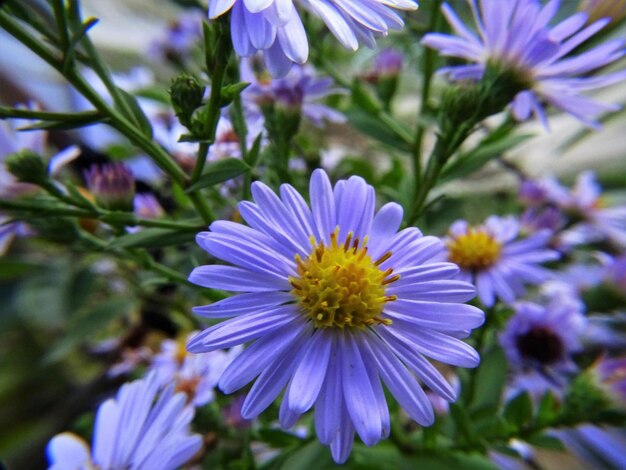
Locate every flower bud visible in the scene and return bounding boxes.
[169,73,205,128]
[85,163,135,211]
[5,150,48,186]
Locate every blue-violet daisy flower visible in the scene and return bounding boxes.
[151,332,242,407]
[209,0,417,77]
[422,0,626,127]
[46,373,202,470]
[445,215,560,307]
[499,291,586,399]
[188,169,484,463]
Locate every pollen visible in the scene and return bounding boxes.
[289,227,398,329]
[447,229,502,271]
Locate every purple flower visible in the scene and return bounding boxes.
[148,11,204,65]
[241,60,346,126]
[499,291,586,398]
[445,216,560,307]
[550,425,626,469]
[524,172,626,249]
[422,0,626,127]
[85,163,136,211]
[365,47,404,82]
[46,374,202,470]
[150,332,242,407]
[133,193,165,220]
[187,169,484,463]
[210,0,417,77]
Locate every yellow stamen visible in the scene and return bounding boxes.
[447,229,502,271]
[290,228,398,329]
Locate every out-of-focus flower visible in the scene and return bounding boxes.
[85,162,136,211]
[242,60,346,127]
[445,216,559,307]
[187,169,483,463]
[150,332,242,407]
[46,374,202,470]
[134,193,165,220]
[522,172,626,249]
[499,291,586,398]
[362,48,404,106]
[149,11,204,65]
[422,0,626,127]
[579,0,626,25]
[210,0,417,77]
[588,355,626,408]
[602,253,626,292]
[550,424,626,469]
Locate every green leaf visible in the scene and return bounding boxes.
[220,82,250,106]
[441,133,532,183]
[525,433,564,450]
[114,89,153,139]
[108,227,196,249]
[411,450,498,470]
[503,392,533,430]
[256,429,302,448]
[469,345,508,413]
[45,297,136,363]
[535,391,559,427]
[0,260,38,281]
[263,440,335,470]
[344,108,411,152]
[185,158,249,193]
[245,133,263,166]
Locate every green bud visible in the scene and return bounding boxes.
[169,74,205,128]
[5,150,49,186]
[558,372,618,426]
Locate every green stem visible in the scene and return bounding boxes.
[0,105,102,122]
[412,0,442,205]
[190,19,230,183]
[0,11,215,224]
[0,198,203,231]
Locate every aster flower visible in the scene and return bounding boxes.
[150,332,242,407]
[241,60,347,127]
[85,163,136,211]
[445,216,559,307]
[422,0,626,127]
[550,425,626,469]
[499,291,586,398]
[521,172,626,249]
[209,0,417,77]
[148,10,204,66]
[46,374,202,470]
[187,169,484,463]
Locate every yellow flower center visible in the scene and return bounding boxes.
[289,228,398,329]
[447,230,502,271]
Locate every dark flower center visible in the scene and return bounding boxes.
[516,326,564,365]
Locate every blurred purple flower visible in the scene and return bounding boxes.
[445,215,559,307]
[150,332,242,407]
[242,60,346,127]
[47,374,202,470]
[499,290,586,398]
[148,11,204,65]
[524,172,626,249]
[422,0,626,127]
